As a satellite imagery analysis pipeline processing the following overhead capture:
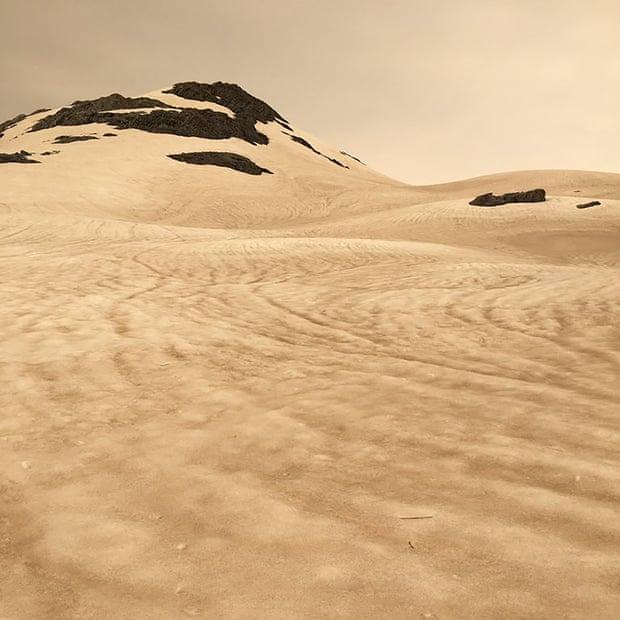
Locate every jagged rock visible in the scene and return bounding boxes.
[53,135,99,144]
[469,188,546,206]
[0,150,40,164]
[167,151,272,175]
[576,201,601,209]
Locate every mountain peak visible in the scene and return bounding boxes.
[0,80,379,227]
[0,80,364,163]
[24,81,287,146]
[163,81,289,126]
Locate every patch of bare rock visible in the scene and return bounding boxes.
[0,150,40,164]
[167,151,272,175]
[469,188,546,206]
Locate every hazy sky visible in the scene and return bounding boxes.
[1,0,618,184]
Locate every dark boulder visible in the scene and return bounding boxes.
[469,188,546,206]
[167,151,272,175]
[576,201,601,209]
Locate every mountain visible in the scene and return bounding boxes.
[0,81,411,228]
[1,82,619,619]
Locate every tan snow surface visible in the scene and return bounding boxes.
[1,100,620,618]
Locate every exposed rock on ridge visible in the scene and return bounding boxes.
[97,108,269,144]
[30,94,173,131]
[164,81,288,125]
[25,84,278,145]
[0,108,50,137]
[0,113,27,138]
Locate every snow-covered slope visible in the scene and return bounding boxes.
[2,81,620,620]
[0,81,408,227]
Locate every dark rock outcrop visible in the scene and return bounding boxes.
[0,150,40,164]
[0,109,50,138]
[23,83,293,146]
[103,132,117,137]
[469,188,546,206]
[30,94,173,132]
[290,134,319,153]
[28,88,271,144]
[164,81,288,125]
[53,135,99,144]
[576,201,601,209]
[167,151,272,175]
[163,81,293,144]
[98,108,269,145]
[0,113,27,138]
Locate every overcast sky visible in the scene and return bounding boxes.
[1,0,618,184]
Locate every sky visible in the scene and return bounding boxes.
[1,0,618,184]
